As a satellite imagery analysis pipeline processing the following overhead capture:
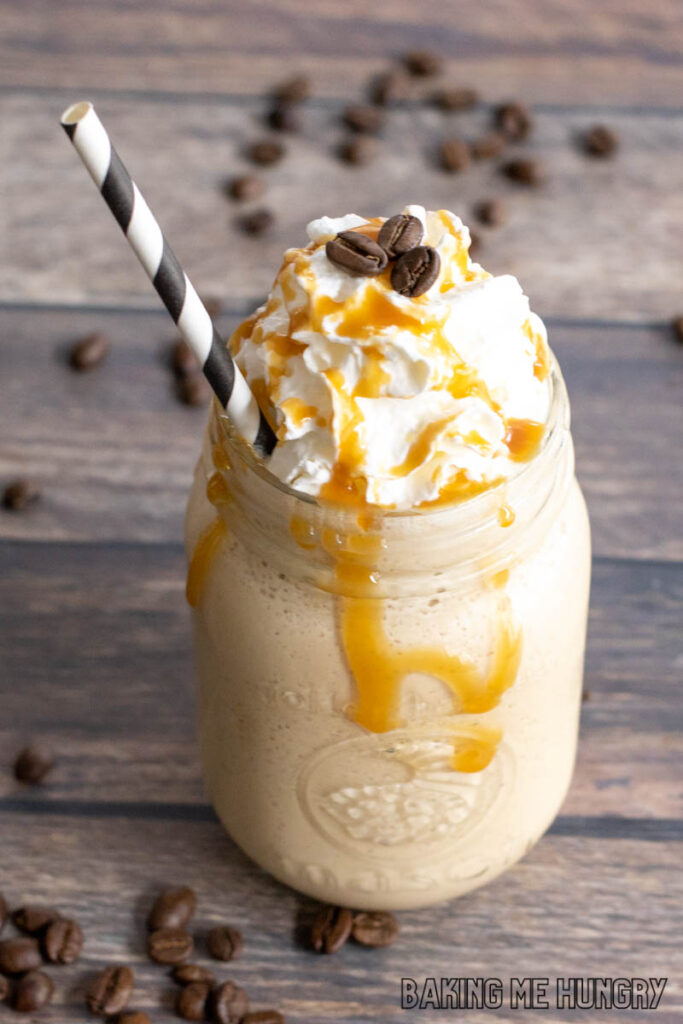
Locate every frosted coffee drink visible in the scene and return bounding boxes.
[185,207,591,910]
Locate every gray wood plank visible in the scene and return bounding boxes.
[1,307,681,559]
[0,811,681,1022]
[1,541,681,819]
[2,91,683,320]
[1,0,682,107]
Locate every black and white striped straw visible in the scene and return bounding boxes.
[60,101,276,457]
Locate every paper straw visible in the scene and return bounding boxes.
[60,101,276,457]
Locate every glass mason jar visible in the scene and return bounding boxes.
[185,360,591,910]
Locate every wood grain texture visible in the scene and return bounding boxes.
[1,307,681,558]
[1,541,682,820]
[0,812,681,1022]
[2,91,683,320]
[1,0,683,107]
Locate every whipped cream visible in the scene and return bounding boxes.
[231,206,552,509]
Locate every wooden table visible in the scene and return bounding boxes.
[1,2,682,1020]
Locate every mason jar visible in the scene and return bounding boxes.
[185,360,591,910]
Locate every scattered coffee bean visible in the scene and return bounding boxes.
[147,927,194,965]
[474,198,507,227]
[582,124,619,158]
[325,232,388,277]
[267,103,300,133]
[172,964,216,986]
[433,86,478,111]
[351,910,400,948]
[211,981,249,1024]
[0,937,42,975]
[68,331,111,371]
[391,246,441,298]
[177,981,211,1021]
[672,315,683,343]
[43,917,83,964]
[246,139,285,166]
[502,157,543,186]
[439,138,471,173]
[581,689,591,703]
[0,974,9,1002]
[469,229,482,257]
[237,208,274,236]
[242,1013,285,1024]
[14,746,53,784]
[147,887,197,932]
[403,49,442,77]
[0,894,7,934]
[171,339,199,379]
[118,1014,150,1024]
[177,371,211,407]
[201,296,223,319]
[337,136,376,166]
[207,925,243,962]
[342,104,383,134]
[14,970,54,1013]
[369,69,407,106]
[227,174,266,202]
[310,905,353,954]
[495,101,533,141]
[13,905,61,935]
[2,479,41,512]
[470,132,506,160]
[378,214,424,258]
[273,74,310,104]
[86,965,135,1016]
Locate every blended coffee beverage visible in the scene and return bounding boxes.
[185,207,591,910]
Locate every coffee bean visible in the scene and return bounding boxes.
[227,174,266,202]
[2,479,41,512]
[201,296,223,319]
[470,132,506,160]
[582,689,591,703]
[69,331,111,371]
[439,138,471,173]
[273,74,310,104]
[0,894,7,934]
[378,214,424,258]
[147,928,194,965]
[672,315,683,344]
[13,746,53,784]
[351,910,400,948]
[326,232,388,277]
[86,965,135,1016]
[0,974,9,1002]
[337,136,376,166]
[14,970,54,1013]
[267,103,300,133]
[247,139,285,166]
[403,49,442,76]
[495,101,533,141]
[118,1014,150,1024]
[582,124,619,158]
[342,104,383,134]
[211,981,249,1024]
[310,905,352,954]
[237,209,274,236]
[172,964,216,986]
[242,1013,285,1024]
[207,925,243,962]
[0,937,42,975]
[469,229,482,257]
[13,905,61,935]
[177,981,210,1021]
[177,372,211,407]
[502,157,543,186]
[391,246,441,298]
[43,917,83,964]
[433,86,478,111]
[474,198,507,227]
[369,69,408,106]
[147,887,197,932]
[171,339,199,379]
